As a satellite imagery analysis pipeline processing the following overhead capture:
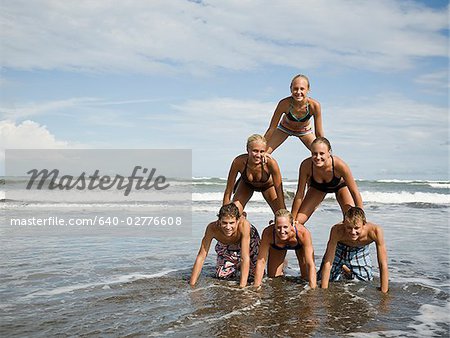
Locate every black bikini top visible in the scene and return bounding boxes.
[241,158,270,186]
[271,225,302,251]
[285,99,312,123]
[309,156,346,193]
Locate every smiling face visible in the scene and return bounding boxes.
[219,215,238,238]
[275,215,292,241]
[344,219,364,241]
[247,140,266,164]
[290,76,310,103]
[311,141,331,168]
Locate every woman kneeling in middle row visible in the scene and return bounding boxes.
[253,209,316,289]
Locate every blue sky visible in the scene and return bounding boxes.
[0,0,448,180]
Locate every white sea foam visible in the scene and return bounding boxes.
[347,330,413,337]
[361,191,450,205]
[376,179,448,184]
[192,192,265,202]
[408,302,450,337]
[191,191,449,205]
[24,269,178,298]
[193,205,273,213]
[428,183,450,189]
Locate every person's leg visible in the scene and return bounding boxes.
[295,188,327,224]
[248,225,261,277]
[215,243,239,279]
[295,248,306,279]
[266,129,289,154]
[232,181,254,215]
[267,248,287,277]
[295,246,315,280]
[262,186,285,214]
[348,246,374,281]
[298,132,316,151]
[335,187,355,218]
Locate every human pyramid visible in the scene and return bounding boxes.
[190,75,389,293]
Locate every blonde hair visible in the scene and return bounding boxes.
[275,209,293,225]
[290,74,310,90]
[311,137,332,152]
[344,207,367,225]
[246,134,266,150]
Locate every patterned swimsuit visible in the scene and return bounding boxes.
[215,224,260,279]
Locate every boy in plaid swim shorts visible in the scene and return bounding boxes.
[318,207,389,293]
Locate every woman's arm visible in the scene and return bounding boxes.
[189,224,214,286]
[253,227,271,288]
[300,226,317,289]
[311,99,324,138]
[223,156,242,206]
[268,157,286,210]
[291,160,309,220]
[264,99,285,141]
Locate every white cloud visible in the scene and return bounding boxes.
[0,97,166,123]
[0,120,69,149]
[0,97,98,120]
[415,70,449,89]
[322,93,449,159]
[1,0,447,74]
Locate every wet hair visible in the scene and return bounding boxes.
[275,209,293,225]
[311,137,332,152]
[246,134,266,150]
[217,203,240,220]
[344,207,367,225]
[290,74,310,90]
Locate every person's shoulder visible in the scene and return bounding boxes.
[307,97,321,109]
[261,224,274,237]
[330,222,344,237]
[278,96,292,105]
[266,155,280,167]
[238,217,251,230]
[233,154,248,164]
[300,157,312,169]
[332,155,348,168]
[296,223,311,239]
[367,222,384,240]
[332,154,344,163]
[206,220,218,235]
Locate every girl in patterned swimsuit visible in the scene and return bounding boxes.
[264,74,324,154]
[253,209,316,289]
[223,134,286,215]
[292,137,363,224]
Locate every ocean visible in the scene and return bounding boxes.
[1,177,449,337]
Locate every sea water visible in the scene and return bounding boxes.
[1,178,449,337]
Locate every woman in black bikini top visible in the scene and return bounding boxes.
[292,137,364,225]
[223,134,286,215]
[253,209,317,289]
[309,155,346,193]
[240,158,272,192]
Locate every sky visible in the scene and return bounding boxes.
[0,0,448,180]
